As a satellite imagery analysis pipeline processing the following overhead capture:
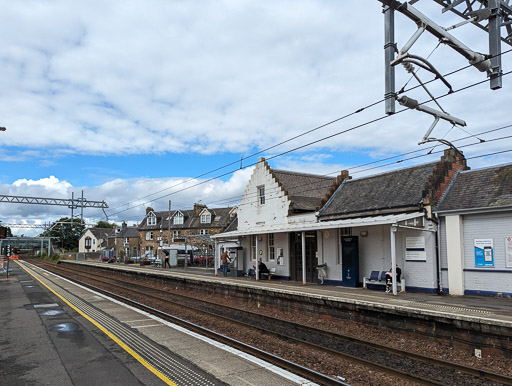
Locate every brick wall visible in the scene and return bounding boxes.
[423,148,468,207]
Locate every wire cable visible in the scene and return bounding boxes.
[95,51,512,219]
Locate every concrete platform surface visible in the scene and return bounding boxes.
[1,261,317,386]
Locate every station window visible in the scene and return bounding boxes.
[251,235,256,260]
[258,185,265,205]
[268,233,275,261]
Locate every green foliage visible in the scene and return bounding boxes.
[39,217,85,251]
[94,221,116,229]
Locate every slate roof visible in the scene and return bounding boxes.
[272,170,336,212]
[318,162,439,219]
[88,228,115,239]
[436,163,512,212]
[138,207,234,231]
[223,217,238,233]
[115,227,139,238]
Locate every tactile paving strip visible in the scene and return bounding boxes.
[18,261,219,386]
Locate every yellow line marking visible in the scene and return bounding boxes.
[16,261,176,386]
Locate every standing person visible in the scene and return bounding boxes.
[221,250,230,276]
[163,249,170,268]
[258,258,269,279]
[385,264,402,293]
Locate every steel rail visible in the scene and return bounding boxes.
[27,260,347,386]
[35,260,512,386]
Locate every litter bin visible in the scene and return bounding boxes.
[316,263,327,285]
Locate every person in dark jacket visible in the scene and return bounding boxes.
[257,258,269,279]
[163,249,170,268]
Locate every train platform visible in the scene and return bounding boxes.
[0,260,318,385]
[63,259,512,332]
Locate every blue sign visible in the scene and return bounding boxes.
[474,239,494,267]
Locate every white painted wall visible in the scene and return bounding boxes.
[445,214,465,295]
[462,212,512,294]
[318,223,437,290]
[78,229,98,253]
[237,160,290,231]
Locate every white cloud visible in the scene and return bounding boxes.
[0,1,511,234]
[2,0,505,159]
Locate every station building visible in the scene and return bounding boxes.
[436,163,512,296]
[213,149,475,295]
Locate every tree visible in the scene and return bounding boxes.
[40,217,85,251]
[94,221,116,229]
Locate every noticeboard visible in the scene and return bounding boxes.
[474,239,494,267]
[405,236,426,261]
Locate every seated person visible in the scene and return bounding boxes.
[257,258,269,279]
[385,264,402,293]
[247,266,255,278]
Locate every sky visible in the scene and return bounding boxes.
[1,0,511,236]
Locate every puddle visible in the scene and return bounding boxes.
[39,310,65,316]
[50,322,79,332]
[34,303,60,308]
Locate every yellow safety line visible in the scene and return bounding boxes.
[16,261,176,386]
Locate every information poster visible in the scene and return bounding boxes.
[506,237,512,268]
[405,236,426,261]
[474,239,494,267]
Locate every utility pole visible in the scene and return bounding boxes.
[168,200,171,246]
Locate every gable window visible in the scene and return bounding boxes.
[146,231,154,241]
[85,237,91,249]
[251,235,256,260]
[174,213,184,225]
[200,229,209,235]
[92,239,96,245]
[201,213,211,223]
[147,213,157,226]
[268,233,275,261]
[258,185,265,205]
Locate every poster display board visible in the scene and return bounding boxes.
[506,237,512,268]
[405,236,426,261]
[474,239,494,267]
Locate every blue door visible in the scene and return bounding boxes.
[341,236,359,287]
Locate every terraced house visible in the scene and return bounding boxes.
[138,204,235,259]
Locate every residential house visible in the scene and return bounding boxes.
[78,228,115,254]
[138,204,235,260]
[435,163,512,296]
[113,221,140,260]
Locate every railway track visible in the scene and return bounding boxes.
[27,259,512,385]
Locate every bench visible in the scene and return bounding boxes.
[153,258,162,268]
[260,267,276,280]
[363,270,406,292]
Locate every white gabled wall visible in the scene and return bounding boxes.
[237,159,291,231]
[78,229,95,253]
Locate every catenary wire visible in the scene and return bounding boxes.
[97,54,512,219]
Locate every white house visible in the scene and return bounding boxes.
[78,228,114,253]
